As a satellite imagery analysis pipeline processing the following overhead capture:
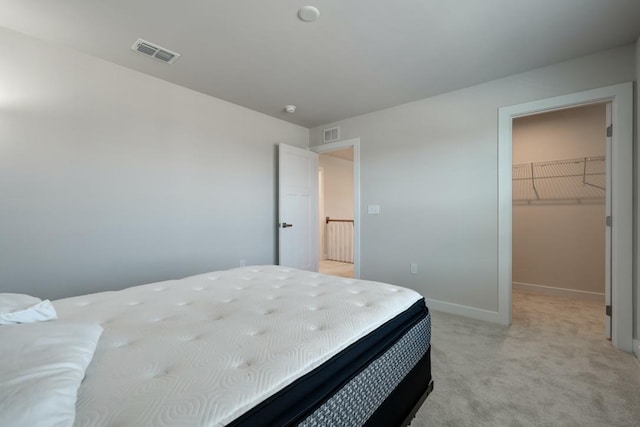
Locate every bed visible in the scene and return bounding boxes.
[1,266,432,426]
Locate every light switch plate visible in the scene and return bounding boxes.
[367,204,380,215]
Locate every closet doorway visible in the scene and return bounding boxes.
[312,139,361,279]
[497,82,633,352]
[511,103,609,336]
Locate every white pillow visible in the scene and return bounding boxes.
[0,293,42,313]
[0,293,57,325]
[0,322,103,427]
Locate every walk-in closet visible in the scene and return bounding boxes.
[512,103,608,333]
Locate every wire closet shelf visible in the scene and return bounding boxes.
[512,156,605,203]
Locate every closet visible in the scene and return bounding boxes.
[512,104,606,300]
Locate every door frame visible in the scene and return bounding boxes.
[605,102,612,339]
[312,138,361,279]
[498,82,633,352]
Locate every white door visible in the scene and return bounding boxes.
[604,103,612,339]
[278,143,318,271]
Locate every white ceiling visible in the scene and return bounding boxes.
[1,1,639,128]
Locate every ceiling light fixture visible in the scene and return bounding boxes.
[297,6,320,22]
[285,105,297,113]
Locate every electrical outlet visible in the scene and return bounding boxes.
[239,259,246,267]
[410,263,417,274]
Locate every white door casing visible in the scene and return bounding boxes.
[318,167,325,260]
[498,82,633,352]
[605,102,612,339]
[278,143,318,271]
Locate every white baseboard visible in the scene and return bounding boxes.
[425,298,502,324]
[513,282,605,302]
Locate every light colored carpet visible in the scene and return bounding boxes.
[319,260,353,278]
[412,291,640,426]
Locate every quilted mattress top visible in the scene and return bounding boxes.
[53,266,422,426]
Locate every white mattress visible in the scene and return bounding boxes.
[53,266,422,426]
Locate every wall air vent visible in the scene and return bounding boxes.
[131,39,180,64]
[323,126,340,143]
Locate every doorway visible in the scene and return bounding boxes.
[312,138,361,279]
[511,103,608,337]
[318,148,355,278]
[497,82,633,352]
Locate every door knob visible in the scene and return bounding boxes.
[281,223,293,228]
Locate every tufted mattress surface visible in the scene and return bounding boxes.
[53,265,423,427]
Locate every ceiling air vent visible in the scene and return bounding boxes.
[131,38,180,64]
[323,127,340,143]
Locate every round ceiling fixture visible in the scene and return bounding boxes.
[285,105,297,113]
[297,6,320,22]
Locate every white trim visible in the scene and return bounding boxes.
[317,167,326,260]
[513,282,605,302]
[425,298,502,324]
[605,102,612,339]
[311,138,361,279]
[498,82,634,352]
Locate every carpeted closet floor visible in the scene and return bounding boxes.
[412,291,640,426]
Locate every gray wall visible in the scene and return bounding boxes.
[310,45,635,314]
[0,28,308,300]
[512,105,606,295]
[1,26,638,348]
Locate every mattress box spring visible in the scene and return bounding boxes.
[230,299,431,426]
